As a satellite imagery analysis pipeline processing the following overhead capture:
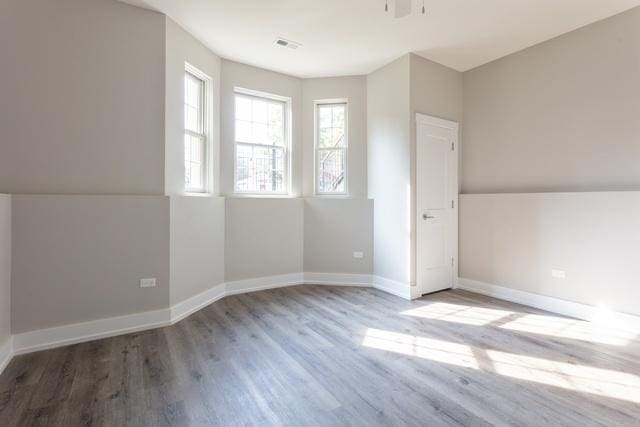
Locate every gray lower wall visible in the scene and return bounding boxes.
[225,198,304,281]
[11,195,170,333]
[460,192,640,317]
[170,196,225,305]
[303,198,373,274]
[0,195,11,349]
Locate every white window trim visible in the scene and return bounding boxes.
[184,62,213,195]
[233,87,292,196]
[314,99,349,197]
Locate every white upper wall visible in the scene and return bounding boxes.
[0,0,166,195]
[302,77,368,197]
[462,7,640,193]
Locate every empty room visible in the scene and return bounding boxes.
[1,0,639,425]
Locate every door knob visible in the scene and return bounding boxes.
[423,213,435,220]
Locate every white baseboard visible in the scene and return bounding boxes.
[371,275,414,300]
[4,272,408,362]
[171,283,226,324]
[12,308,172,356]
[0,337,13,376]
[304,272,372,287]
[458,277,640,330]
[225,273,305,296]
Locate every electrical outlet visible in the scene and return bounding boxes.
[353,251,364,259]
[551,269,566,279]
[140,278,157,288]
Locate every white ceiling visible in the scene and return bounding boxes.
[122,0,640,78]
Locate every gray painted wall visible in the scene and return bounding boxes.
[304,198,373,274]
[170,196,225,305]
[301,77,368,198]
[165,17,221,196]
[220,60,304,196]
[460,192,640,317]
[462,7,640,194]
[0,196,10,349]
[11,196,170,333]
[409,54,463,283]
[0,0,166,195]
[225,198,304,281]
[367,55,411,284]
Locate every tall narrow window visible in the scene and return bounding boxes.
[234,89,289,194]
[184,66,208,192]
[315,102,347,195]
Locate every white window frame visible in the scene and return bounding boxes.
[184,63,213,194]
[314,99,348,196]
[233,87,292,196]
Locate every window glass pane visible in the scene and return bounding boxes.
[235,96,252,121]
[317,148,345,193]
[235,120,252,143]
[184,133,205,190]
[317,103,346,148]
[234,92,288,192]
[252,99,268,124]
[252,122,268,145]
[236,144,285,193]
[319,106,332,128]
[184,74,203,133]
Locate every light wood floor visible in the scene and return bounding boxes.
[1,285,639,426]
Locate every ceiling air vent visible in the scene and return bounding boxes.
[274,37,301,50]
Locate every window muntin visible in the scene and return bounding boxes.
[315,102,347,194]
[184,69,207,192]
[234,91,288,194]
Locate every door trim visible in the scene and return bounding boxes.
[415,113,459,296]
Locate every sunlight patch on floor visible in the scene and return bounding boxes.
[500,313,635,346]
[401,302,513,326]
[362,328,640,404]
[362,328,478,369]
[487,349,640,403]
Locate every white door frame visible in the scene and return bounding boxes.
[415,113,459,295]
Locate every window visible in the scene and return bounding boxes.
[315,102,347,194]
[234,89,289,194]
[184,65,209,192]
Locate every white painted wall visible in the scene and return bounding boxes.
[367,55,411,285]
[165,17,222,196]
[303,198,373,274]
[0,196,11,351]
[220,60,303,196]
[11,195,170,333]
[301,77,368,197]
[460,192,640,317]
[170,196,225,305]
[462,7,640,194]
[225,198,304,281]
[0,0,166,195]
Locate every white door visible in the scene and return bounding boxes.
[416,114,458,296]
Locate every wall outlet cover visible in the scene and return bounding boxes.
[551,269,566,279]
[140,278,157,288]
[353,251,364,259]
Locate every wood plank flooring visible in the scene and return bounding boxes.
[1,285,639,426]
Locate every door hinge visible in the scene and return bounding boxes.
[451,257,455,266]
[451,142,455,151]
[451,200,455,209]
